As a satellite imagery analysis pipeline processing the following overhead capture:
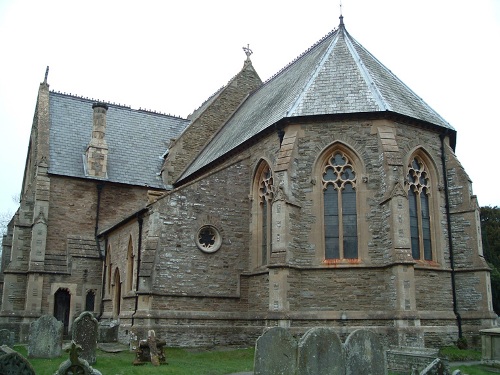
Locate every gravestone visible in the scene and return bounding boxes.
[254,327,297,375]
[133,330,167,366]
[55,341,102,375]
[0,329,14,347]
[98,320,118,343]
[344,329,387,375]
[297,327,344,375]
[0,351,36,375]
[73,311,98,365]
[28,314,63,358]
[419,358,451,375]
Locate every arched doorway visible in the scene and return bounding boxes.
[54,288,71,336]
[113,268,121,319]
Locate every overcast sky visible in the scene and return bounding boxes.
[0,0,499,219]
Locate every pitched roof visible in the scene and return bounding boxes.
[178,21,453,182]
[48,92,189,188]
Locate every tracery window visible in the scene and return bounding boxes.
[258,164,273,266]
[406,156,432,260]
[105,247,112,296]
[322,151,358,259]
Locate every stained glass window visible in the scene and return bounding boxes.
[259,165,273,265]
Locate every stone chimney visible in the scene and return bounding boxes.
[85,103,109,178]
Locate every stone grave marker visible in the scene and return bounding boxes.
[0,329,14,347]
[344,329,387,375]
[55,340,102,375]
[297,327,344,375]
[254,327,298,375]
[28,314,63,358]
[0,350,36,375]
[133,330,167,366]
[419,358,451,375]
[98,320,118,343]
[72,311,98,365]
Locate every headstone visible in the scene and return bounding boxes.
[28,314,63,358]
[344,329,387,375]
[133,330,167,366]
[54,341,102,375]
[419,358,451,375]
[0,351,36,375]
[254,327,298,375]
[72,311,98,365]
[98,320,119,343]
[297,327,345,375]
[0,329,14,347]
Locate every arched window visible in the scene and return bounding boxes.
[85,290,96,312]
[406,156,432,260]
[256,161,274,266]
[126,237,134,292]
[113,268,121,319]
[322,151,358,259]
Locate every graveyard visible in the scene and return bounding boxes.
[0,313,499,374]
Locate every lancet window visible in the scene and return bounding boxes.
[258,163,274,266]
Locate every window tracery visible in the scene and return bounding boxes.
[322,151,358,259]
[406,156,432,260]
[258,164,273,265]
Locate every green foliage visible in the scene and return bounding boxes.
[438,345,481,361]
[14,345,255,375]
[481,205,500,314]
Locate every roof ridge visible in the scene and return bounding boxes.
[262,28,339,85]
[50,90,187,119]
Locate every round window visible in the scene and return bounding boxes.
[196,225,222,253]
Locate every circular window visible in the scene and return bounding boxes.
[196,225,222,253]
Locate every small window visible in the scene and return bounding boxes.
[196,225,222,253]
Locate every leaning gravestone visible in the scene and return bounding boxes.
[297,327,345,375]
[0,351,36,375]
[0,329,14,347]
[28,314,63,358]
[344,329,387,375]
[73,311,98,365]
[254,327,298,375]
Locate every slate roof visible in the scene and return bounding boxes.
[178,21,453,182]
[48,92,190,188]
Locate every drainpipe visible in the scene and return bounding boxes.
[440,132,463,339]
[94,182,105,319]
[98,237,108,320]
[132,214,144,326]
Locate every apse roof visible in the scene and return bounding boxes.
[178,18,453,182]
[48,92,189,188]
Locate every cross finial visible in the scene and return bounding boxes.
[243,44,253,61]
[339,0,344,27]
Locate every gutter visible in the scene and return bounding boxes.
[440,132,463,339]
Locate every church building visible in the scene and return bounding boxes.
[0,16,495,349]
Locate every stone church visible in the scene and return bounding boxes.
[0,17,495,348]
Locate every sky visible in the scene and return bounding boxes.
[0,0,499,220]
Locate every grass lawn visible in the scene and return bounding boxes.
[13,344,500,375]
[14,345,255,375]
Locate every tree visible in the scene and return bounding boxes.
[480,206,500,314]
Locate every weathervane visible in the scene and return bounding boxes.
[243,44,253,60]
